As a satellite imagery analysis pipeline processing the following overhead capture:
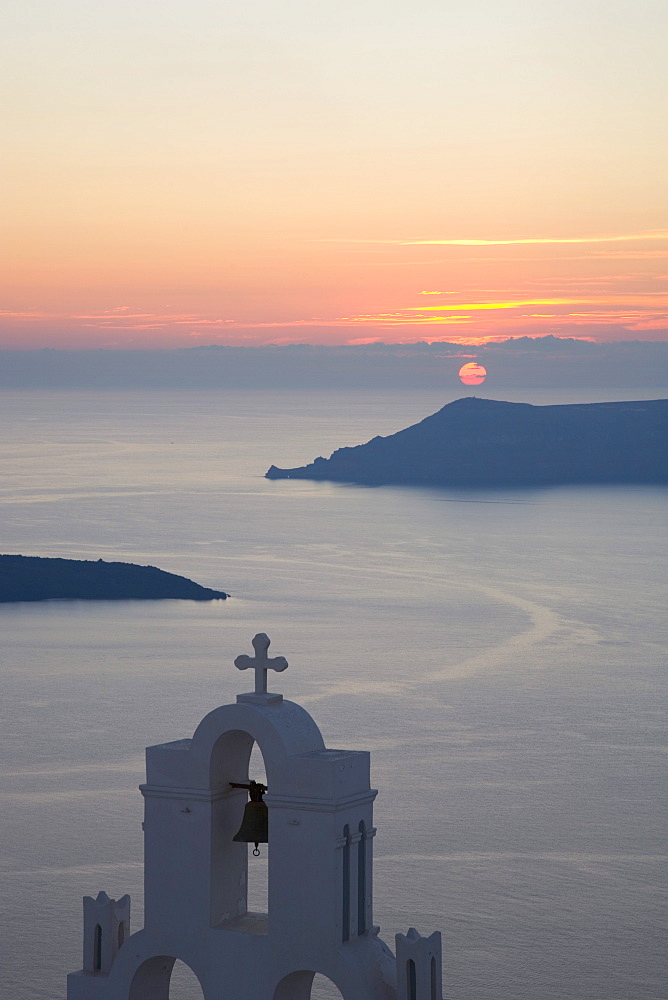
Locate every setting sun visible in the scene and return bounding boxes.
[458,362,487,385]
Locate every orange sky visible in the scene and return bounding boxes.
[2,1,667,349]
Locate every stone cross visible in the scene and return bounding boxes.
[234,633,288,695]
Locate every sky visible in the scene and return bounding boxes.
[2,0,668,349]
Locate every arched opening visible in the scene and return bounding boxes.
[431,955,437,1000]
[129,956,174,1000]
[311,973,345,999]
[93,924,102,972]
[272,971,345,1000]
[209,729,270,930]
[407,959,417,1000]
[341,824,350,942]
[357,821,366,934]
[129,957,205,1000]
[169,959,205,999]
[117,921,126,950]
[246,741,268,914]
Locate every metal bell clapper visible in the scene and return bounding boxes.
[230,780,268,856]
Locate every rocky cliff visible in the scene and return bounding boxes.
[266,397,668,488]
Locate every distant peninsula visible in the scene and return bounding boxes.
[0,555,228,603]
[266,397,668,488]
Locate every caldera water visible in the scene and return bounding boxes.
[1,387,665,1000]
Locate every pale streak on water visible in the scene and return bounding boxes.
[0,388,666,1000]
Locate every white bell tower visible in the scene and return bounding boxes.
[67,633,444,999]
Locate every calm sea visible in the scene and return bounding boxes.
[0,388,666,1000]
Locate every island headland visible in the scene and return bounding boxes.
[0,555,227,603]
[266,397,668,488]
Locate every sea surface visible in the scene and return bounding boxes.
[0,387,666,1000]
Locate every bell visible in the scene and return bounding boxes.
[231,780,268,856]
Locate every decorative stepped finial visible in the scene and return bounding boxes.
[395,927,443,1000]
[81,890,130,976]
[235,633,288,703]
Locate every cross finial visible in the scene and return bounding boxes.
[234,633,288,697]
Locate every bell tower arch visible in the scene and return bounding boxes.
[67,633,444,1000]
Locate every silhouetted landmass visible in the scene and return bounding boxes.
[0,555,227,603]
[266,397,668,488]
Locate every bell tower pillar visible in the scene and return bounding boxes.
[266,747,377,956]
